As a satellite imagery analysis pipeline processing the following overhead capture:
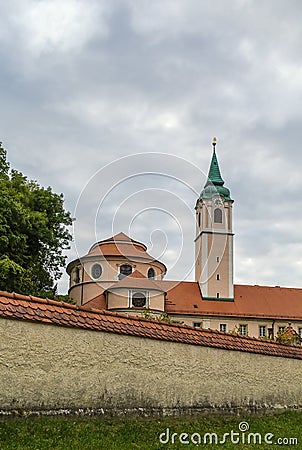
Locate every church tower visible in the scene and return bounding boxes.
[195,138,234,300]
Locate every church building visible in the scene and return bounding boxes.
[67,139,302,340]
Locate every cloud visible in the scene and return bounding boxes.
[1,0,302,293]
[2,0,110,55]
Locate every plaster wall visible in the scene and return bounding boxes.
[1,318,302,414]
[207,234,230,299]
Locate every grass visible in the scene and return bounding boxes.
[0,411,301,449]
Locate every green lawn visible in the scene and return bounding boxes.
[0,411,301,449]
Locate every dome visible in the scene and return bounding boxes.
[66,232,167,277]
[200,183,231,201]
[86,232,165,268]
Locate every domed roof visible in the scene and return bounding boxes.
[201,183,231,200]
[86,232,167,269]
[66,232,167,275]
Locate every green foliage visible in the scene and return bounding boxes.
[0,411,301,449]
[141,309,155,320]
[0,142,9,176]
[141,309,183,325]
[276,329,300,346]
[36,290,76,304]
[229,325,240,335]
[55,294,76,304]
[0,142,72,296]
[142,309,172,322]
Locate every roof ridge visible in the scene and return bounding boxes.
[97,232,147,248]
[235,284,302,290]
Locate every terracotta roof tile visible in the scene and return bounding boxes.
[108,277,165,292]
[82,294,106,311]
[65,232,167,275]
[41,317,52,324]
[0,290,302,360]
[7,304,17,313]
[164,282,302,320]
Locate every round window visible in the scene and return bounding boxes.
[132,292,146,308]
[91,263,102,279]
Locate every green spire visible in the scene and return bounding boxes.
[199,138,232,201]
[205,147,224,187]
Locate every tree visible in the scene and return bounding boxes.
[0,142,72,296]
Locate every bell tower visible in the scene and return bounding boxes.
[195,138,234,300]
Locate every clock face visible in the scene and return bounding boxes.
[214,198,223,207]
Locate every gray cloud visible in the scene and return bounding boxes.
[1,0,302,292]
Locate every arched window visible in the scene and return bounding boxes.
[214,208,222,223]
[147,268,155,279]
[119,264,132,279]
[132,292,147,308]
[74,266,80,284]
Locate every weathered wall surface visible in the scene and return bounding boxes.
[0,317,301,415]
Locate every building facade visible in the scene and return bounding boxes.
[67,140,302,341]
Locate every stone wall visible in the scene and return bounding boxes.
[0,317,301,415]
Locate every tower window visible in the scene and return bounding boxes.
[198,212,201,227]
[216,274,220,280]
[119,264,132,280]
[214,208,222,223]
[216,256,220,262]
[216,292,220,298]
[147,267,155,279]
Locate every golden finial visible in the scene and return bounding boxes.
[212,136,217,146]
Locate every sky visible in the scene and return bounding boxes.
[1,0,302,293]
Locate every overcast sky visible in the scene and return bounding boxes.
[1,0,302,293]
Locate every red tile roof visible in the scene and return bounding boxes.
[99,232,147,248]
[0,291,302,360]
[66,232,167,274]
[83,293,106,310]
[164,282,302,320]
[87,242,151,259]
[81,233,166,270]
[108,276,165,292]
[129,269,146,278]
